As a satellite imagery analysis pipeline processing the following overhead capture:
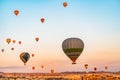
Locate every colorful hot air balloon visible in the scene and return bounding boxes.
[6,38,11,44]
[63,2,67,8]
[51,69,54,74]
[11,48,14,51]
[14,10,19,16]
[20,52,30,65]
[40,18,45,23]
[41,65,44,69]
[18,41,22,45]
[12,40,16,44]
[32,66,35,70]
[32,54,34,57]
[84,64,88,69]
[1,49,4,53]
[35,37,39,42]
[62,38,84,64]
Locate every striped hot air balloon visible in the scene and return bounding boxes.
[20,52,30,65]
[62,37,84,64]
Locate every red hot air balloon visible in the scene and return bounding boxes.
[14,10,19,16]
[63,2,67,8]
[32,54,34,57]
[94,67,97,71]
[40,18,45,23]
[32,66,35,70]
[18,41,22,45]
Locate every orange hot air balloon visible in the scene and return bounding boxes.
[12,40,16,44]
[63,2,67,8]
[41,65,44,69]
[11,48,14,51]
[14,10,19,16]
[18,41,22,45]
[32,54,34,57]
[105,66,108,70]
[40,18,45,23]
[51,69,54,74]
[1,49,4,52]
[6,38,11,44]
[35,37,39,42]
[32,66,35,70]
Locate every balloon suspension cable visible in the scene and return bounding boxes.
[24,63,26,66]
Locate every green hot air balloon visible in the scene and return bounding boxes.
[62,38,84,64]
[20,52,30,66]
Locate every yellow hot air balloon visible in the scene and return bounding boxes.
[20,52,30,65]
[6,38,11,44]
[41,65,44,69]
[62,38,84,64]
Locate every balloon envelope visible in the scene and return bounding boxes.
[84,64,88,69]
[12,40,16,43]
[6,38,11,44]
[1,49,4,52]
[20,52,30,65]
[32,66,35,70]
[63,2,67,8]
[14,10,19,16]
[41,65,44,69]
[18,41,22,45]
[35,37,39,42]
[32,54,34,57]
[62,38,84,64]
[11,48,14,51]
[51,69,54,74]
[40,18,45,23]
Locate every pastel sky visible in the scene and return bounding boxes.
[0,0,120,73]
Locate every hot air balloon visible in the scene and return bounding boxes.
[32,54,34,57]
[18,41,22,45]
[1,49,4,53]
[35,37,39,42]
[12,40,16,44]
[62,38,84,64]
[84,64,88,69]
[6,38,11,44]
[63,2,67,8]
[51,69,54,74]
[20,52,30,65]
[14,10,19,16]
[94,67,97,71]
[105,66,108,70]
[11,48,14,51]
[41,65,44,69]
[40,18,45,23]
[32,66,35,70]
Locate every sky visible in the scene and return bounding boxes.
[0,0,120,73]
